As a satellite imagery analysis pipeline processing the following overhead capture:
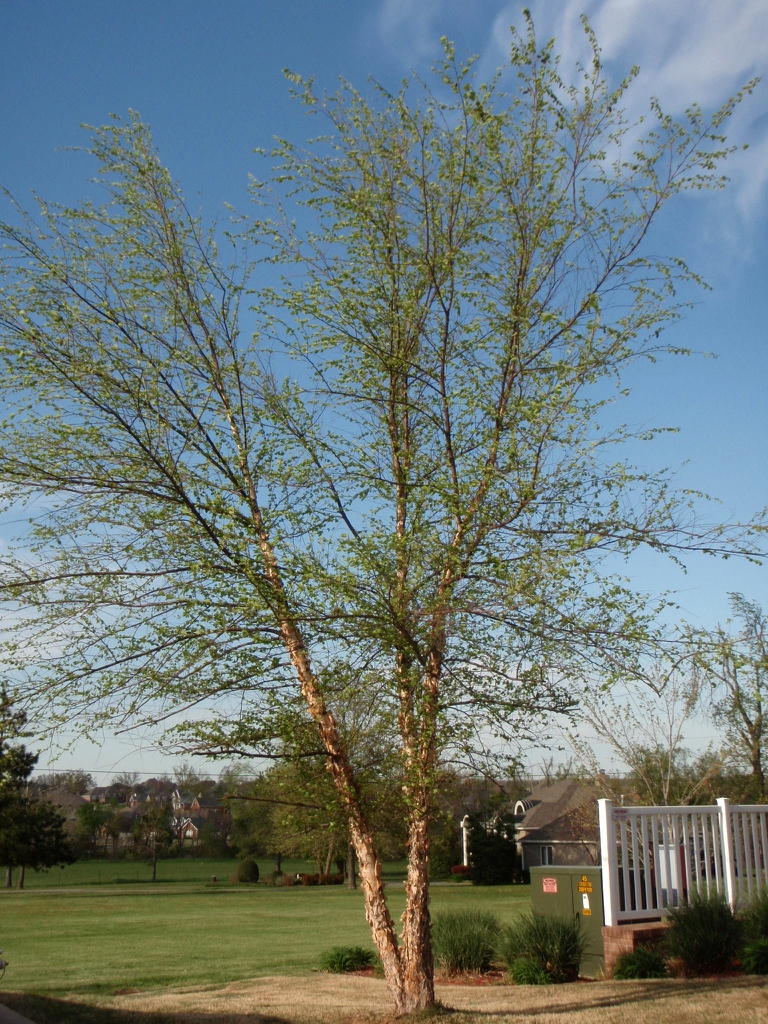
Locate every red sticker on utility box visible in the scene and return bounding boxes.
[542,877,557,893]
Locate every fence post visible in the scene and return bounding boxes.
[717,797,737,910]
[460,815,470,867]
[598,799,619,927]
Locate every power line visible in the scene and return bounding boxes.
[31,765,261,780]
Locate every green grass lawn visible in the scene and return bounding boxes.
[0,881,531,997]
[22,856,411,888]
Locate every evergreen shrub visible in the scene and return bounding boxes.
[236,857,260,883]
[468,814,518,885]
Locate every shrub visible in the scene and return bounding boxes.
[742,938,768,975]
[665,892,743,976]
[499,913,585,984]
[319,945,376,973]
[450,865,472,879]
[299,872,319,886]
[430,824,459,880]
[283,872,301,886]
[612,944,669,980]
[236,857,260,883]
[468,814,519,886]
[742,891,768,942]
[431,910,501,975]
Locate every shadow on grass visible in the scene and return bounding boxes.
[440,975,767,1019]
[0,992,292,1024]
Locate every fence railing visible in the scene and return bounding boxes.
[598,797,768,927]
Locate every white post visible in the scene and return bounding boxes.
[598,799,619,927]
[717,797,737,910]
[461,815,470,867]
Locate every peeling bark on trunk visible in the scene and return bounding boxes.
[401,816,435,1010]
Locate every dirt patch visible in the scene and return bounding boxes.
[90,972,768,1024]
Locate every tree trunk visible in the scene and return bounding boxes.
[347,842,357,889]
[4,867,11,888]
[275,851,282,873]
[152,839,157,881]
[400,816,435,1010]
[16,865,25,890]
[248,495,419,1012]
[323,840,335,877]
[750,739,765,798]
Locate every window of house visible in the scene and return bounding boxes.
[540,845,554,866]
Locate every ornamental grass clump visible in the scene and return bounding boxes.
[742,937,768,975]
[431,910,501,976]
[665,892,743,976]
[742,891,768,942]
[741,893,768,975]
[499,913,585,984]
[319,946,376,973]
[612,944,669,980]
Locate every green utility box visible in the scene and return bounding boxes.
[530,865,604,977]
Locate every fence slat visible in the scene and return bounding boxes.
[712,807,724,897]
[753,815,765,897]
[630,813,641,913]
[619,814,630,913]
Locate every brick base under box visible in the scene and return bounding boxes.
[602,921,669,977]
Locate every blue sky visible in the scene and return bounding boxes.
[1,0,767,778]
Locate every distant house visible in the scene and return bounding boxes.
[177,815,203,844]
[127,781,173,810]
[40,786,87,836]
[83,784,128,804]
[172,788,230,832]
[513,780,599,869]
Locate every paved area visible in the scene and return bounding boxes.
[0,1003,36,1024]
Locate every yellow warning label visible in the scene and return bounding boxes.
[582,908,592,916]
[578,877,593,894]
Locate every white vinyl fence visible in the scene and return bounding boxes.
[598,798,768,927]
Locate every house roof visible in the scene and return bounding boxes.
[515,780,598,844]
[42,787,87,810]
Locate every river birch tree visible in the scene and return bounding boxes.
[0,20,761,1012]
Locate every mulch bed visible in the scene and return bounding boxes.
[347,968,509,986]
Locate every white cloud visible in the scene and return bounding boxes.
[373,0,768,230]
[376,0,447,61]
[483,0,768,233]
